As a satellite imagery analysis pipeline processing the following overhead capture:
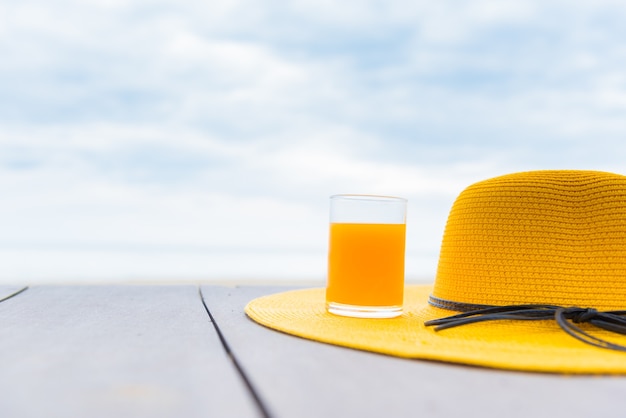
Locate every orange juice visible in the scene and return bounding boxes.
[326,222,405,307]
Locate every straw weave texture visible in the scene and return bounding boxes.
[245,286,626,374]
[434,170,626,310]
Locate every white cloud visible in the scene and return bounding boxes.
[2,0,626,282]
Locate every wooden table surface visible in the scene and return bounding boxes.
[2,284,626,418]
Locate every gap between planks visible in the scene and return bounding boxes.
[0,286,29,303]
[198,286,272,418]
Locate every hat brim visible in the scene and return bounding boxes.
[245,285,626,374]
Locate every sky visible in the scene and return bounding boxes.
[1,0,626,283]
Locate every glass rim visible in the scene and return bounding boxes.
[330,194,407,203]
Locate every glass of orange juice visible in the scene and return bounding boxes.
[326,194,407,318]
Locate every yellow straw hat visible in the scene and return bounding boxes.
[245,170,626,374]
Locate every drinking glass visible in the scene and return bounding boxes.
[326,194,407,318]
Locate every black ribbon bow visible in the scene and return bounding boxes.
[424,304,626,352]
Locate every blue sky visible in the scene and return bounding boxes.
[1,1,626,283]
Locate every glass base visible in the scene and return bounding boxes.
[326,301,403,318]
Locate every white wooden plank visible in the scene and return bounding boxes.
[201,285,626,418]
[0,285,259,418]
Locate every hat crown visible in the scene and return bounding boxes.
[433,170,626,310]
